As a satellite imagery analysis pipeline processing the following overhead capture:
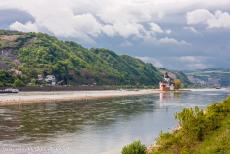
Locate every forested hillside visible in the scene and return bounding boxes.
[0,30,162,87]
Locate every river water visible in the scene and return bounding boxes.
[0,90,229,154]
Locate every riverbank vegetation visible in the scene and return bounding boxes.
[122,141,146,154]
[122,95,230,154]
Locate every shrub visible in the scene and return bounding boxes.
[0,70,14,86]
[174,79,182,89]
[157,132,176,146]
[121,140,146,154]
[13,78,25,87]
[150,96,230,154]
[176,107,204,141]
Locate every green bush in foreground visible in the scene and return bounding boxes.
[150,95,230,154]
[121,96,230,154]
[121,140,146,154]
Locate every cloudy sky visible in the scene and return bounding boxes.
[0,0,230,70]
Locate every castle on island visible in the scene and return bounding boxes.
[159,72,175,91]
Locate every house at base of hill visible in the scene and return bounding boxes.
[37,74,56,86]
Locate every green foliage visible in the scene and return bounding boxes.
[0,30,163,86]
[122,140,146,154]
[150,96,230,154]
[29,78,37,86]
[176,107,207,141]
[175,71,192,87]
[13,78,25,87]
[0,69,26,87]
[0,70,14,87]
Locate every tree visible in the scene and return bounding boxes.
[174,79,182,90]
[13,78,25,87]
[30,78,37,86]
[0,70,14,86]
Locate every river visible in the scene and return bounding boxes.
[0,89,229,154]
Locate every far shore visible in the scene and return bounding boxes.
[0,89,161,106]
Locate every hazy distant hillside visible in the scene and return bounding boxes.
[184,68,230,87]
[0,30,162,87]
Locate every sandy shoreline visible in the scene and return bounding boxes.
[1,88,227,106]
[0,89,160,106]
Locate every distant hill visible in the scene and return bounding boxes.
[184,68,230,87]
[0,30,162,87]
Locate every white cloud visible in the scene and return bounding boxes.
[120,41,132,47]
[178,56,204,63]
[158,37,190,45]
[109,22,145,38]
[187,9,213,25]
[137,56,211,69]
[149,23,164,33]
[207,10,230,28]
[136,56,163,68]
[9,21,39,32]
[177,56,210,69]
[10,13,105,43]
[149,23,172,35]
[184,26,199,33]
[165,29,172,34]
[187,9,230,28]
[187,63,207,69]
[73,13,102,37]
[102,25,116,37]
[2,0,230,44]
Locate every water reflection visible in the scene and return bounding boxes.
[159,92,182,103]
[0,95,158,142]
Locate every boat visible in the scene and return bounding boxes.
[0,88,19,93]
